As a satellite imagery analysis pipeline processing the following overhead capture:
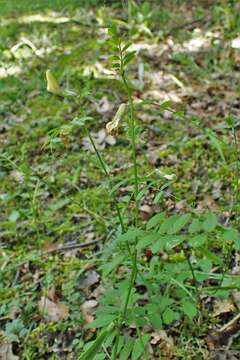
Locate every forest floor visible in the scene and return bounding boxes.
[1,1,240,359]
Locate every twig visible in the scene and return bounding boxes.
[218,313,240,335]
[61,19,109,28]
[12,269,21,286]
[165,15,212,36]
[206,313,240,350]
[45,238,102,254]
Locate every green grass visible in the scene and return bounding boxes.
[0,0,98,16]
[1,0,240,358]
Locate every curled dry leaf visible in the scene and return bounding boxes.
[106,103,127,134]
[151,330,174,358]
[80,299,98,324]
[38,296,69,321]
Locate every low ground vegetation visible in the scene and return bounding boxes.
[1,1,240,359]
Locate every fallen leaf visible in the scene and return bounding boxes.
[139,205,153,221]
[82,129,116,152]
[38,296,69,321]
[43,242,58,252]
[197,195,218,211]
[206,313,240,350]
[0,340,19,360]
[80,300,98,324]
[47,287,57,302]
[151,330,173,345]
[90,285,105,299]
[150,330,174,358]
[213,298,235,317]
[95,96,113,114]
[232,290,240,309]
[105,135,116,145]
[78,270,100,294]
[212,349,240,360]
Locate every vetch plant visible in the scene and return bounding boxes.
[45,28,240,360]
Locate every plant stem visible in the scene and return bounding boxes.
[86,127,126,233]
[136,326,148,360]
[112,44,141,359]
[112,249,137,360]
[85,124,143,359]
[181,245,202,309]
[122,74,139,205]
[233,126,240,220]
[122,250,138,317]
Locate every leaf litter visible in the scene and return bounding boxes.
[1,1,240,358]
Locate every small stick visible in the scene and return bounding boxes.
[165,15,212,36]
[45,238,102,254]
[218,313,240,335]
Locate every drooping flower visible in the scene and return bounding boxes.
[106,103,127,134]
[46,69,60,95]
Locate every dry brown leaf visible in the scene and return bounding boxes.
[197,195,218,211]
[78,270,100,294]
[82,129,116,152]
[95,96,113,114]
[90,285,105,299]
[80,299,98,324]
[47,287,57,302]
[213,298,235,317]
[151,330,174,345]
[150,330,174,358]
[139,205,153,221]
[0,340,19,360]
[38,296,69,321]
[43,242,59,252]
[105,135,116,146]
[232,290,240,309]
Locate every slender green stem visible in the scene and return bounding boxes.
[136,326,148,360]
[85,124,144,360]
[87,127,109,177]
[113,43,141,359]
[233,126,240,219]
[86,127,126,233]
[122,74,139,204]
[122,250,138,317]
[214,241,234,293]
[181,245,202,309]
[112,249,137,360]
[128,0,132,26]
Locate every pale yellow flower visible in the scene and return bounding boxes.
[46,69,60,95]
[106,103,127,134]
